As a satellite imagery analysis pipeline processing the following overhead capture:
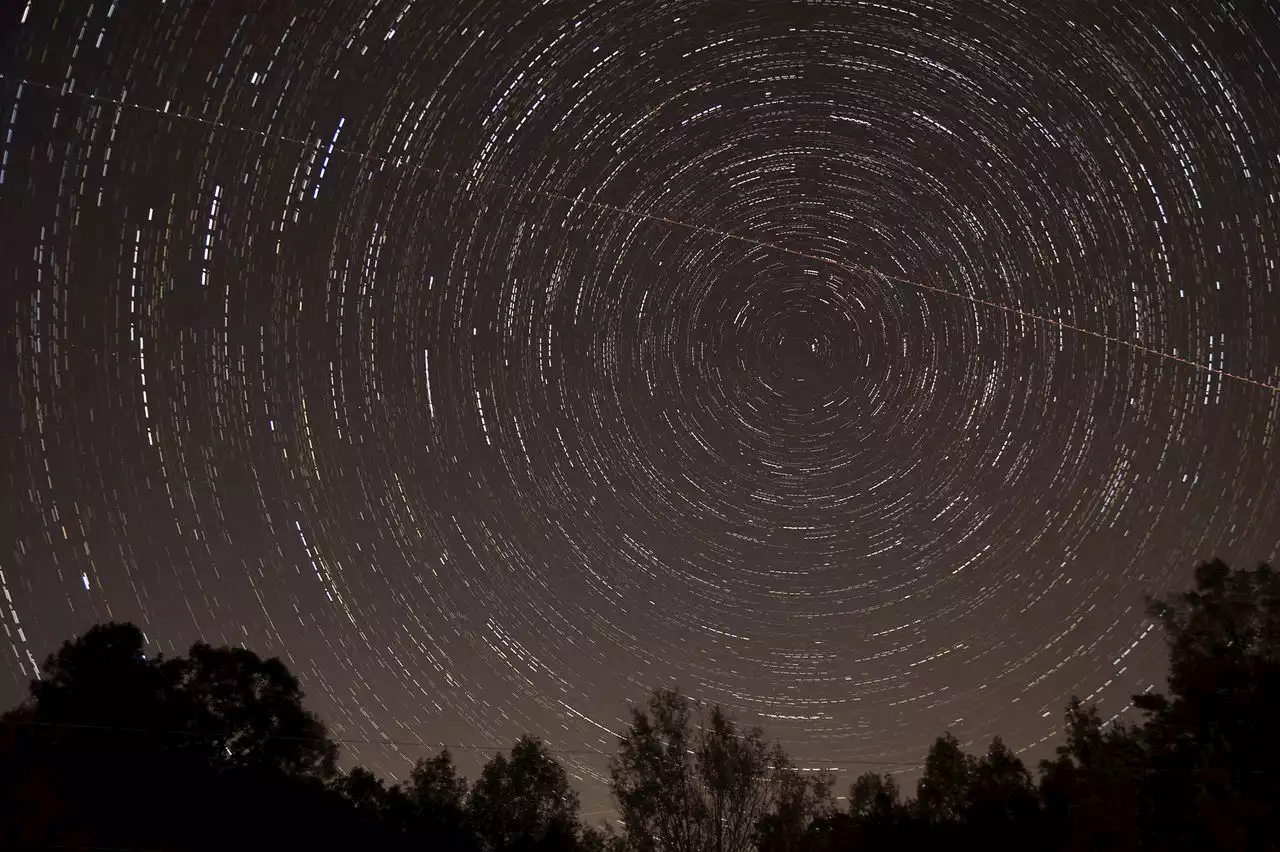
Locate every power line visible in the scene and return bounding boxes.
[1,72,1275,396]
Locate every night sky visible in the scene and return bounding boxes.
[2,0,1280,816]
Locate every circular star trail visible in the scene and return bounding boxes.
[2,0,1280,813]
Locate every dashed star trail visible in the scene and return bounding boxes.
[2,0,1279,815]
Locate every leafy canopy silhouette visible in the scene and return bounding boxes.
[2,559,1278,852]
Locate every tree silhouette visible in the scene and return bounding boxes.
[1,623,185,848]
[1131,560,1280,851]
[0,622,347,849]
[1036,699,1145,851]
[468,735,582,852]
[333,764,419,847]
[755,768,835,852]
[791,560,1280,852]
[964,736,1039,850]
[609,688,812,852]
[821,771,907,850]
[413,747,470,814]
[580,822,628,852]
[25,623,168,727]
[969,737,1036,816]
[914,732,977,823]
[409,747,475,849]
[164,640,338,777]
[846,772,900,824]
[2,559,1279,852]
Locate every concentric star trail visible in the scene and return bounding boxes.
[2,0,1279,816]
[6,68,1274,396]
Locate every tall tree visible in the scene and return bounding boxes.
[412,747,470,814]
[914,733,976,824]
[0,622,345,850]
[827,771,908,851]
[410,747,474,847]
[1037,699,1144,852]
[968,737,1035,822]
[755,770,834,852]
[24,623,169,728]
[163,640,338,778]
[965,736,1039,850]
[1,623,188,848]
[610,689,700,852]
[609,689,803,852]
[333,765,418,847]
[1130,560,1280,850]
[468,735,582,852]
[846,772,901,824]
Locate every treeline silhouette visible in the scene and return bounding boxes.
[2,558,1278,851]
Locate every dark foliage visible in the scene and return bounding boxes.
[610,688,806,852]
[468,735,582,852]
[607,560,1280,852]
[0,623,346,850]
[786,559,1280,852]
[0,624,589,851]
[1,559,1278,851]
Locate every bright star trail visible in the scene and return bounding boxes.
[2,0,1279,815]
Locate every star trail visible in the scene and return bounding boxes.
[2,0,1279,815]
